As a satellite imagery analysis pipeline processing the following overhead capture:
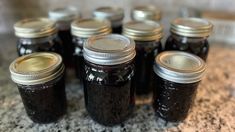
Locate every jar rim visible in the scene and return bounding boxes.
[131,5,161,21]
[93,6,124,21]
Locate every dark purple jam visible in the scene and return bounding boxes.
[17,76,67,123]
[153,74,199,122]
[165,34,209,61]
[134,41,162,95]
[83,60,135,126]
[112,25,122,34]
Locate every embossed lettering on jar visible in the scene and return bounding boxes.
[83,34,136,126]
[9,52,67,123]
[152,51,206,122]
[165,17,213,61]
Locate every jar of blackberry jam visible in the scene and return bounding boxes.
[93,6,124,34]
[83,34,136,126]
[71,18,111,80]
[131,5,161,22]
[123,21,163,96]
[14,18,64,57]
[9,52,67,123]
[165,17,213,61]
[49,7,80,67]
[153,51,206,122]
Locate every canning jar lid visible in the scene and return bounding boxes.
[9,52,64,85]
[123,21,163,41]
[93,6,124,22]
[48,7,80,22]
[71,18,111,38]
[171,17,213,37]
[14,18,57,38]
[154,51,206,84]
[131,5,161,21]
[83,34,136,65]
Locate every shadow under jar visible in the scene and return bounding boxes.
[152,51,206,122]
[14,18,64,57]
[9,52,67,123]
[93,6,124,34]
[123,21,163,96]
[49,7,80,68]
[83,34,136,126]
[71,18,111,80]
[165,17,213,61]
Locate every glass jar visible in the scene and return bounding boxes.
[123,21,163,96]
[14,18,64,57]
[131,5,161,22]
[71,18,111,80]
[165,17,213,61]
[49,7,80,67]
[153,51,206,122]
[93,6,124,34]
[9,52,67,123]
[83,34,136,126]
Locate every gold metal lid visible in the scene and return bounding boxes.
[131,5,161,21]
[48,7,80,22]
[9,52,64,85]
[93,6,124,21]
[14,18,57,38]
[71,18,111,38]
[123,21,163,41]
[171,17,213,37]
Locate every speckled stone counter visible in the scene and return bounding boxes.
[0,34,235,132]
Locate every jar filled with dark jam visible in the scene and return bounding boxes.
[165,17,213,61]
[14,18,64,57]
[123,21,163,96]
[49,7,80,68]
[153,51,206,122]
[9,52,67,123]
[71,18,111,80]
[83,34,136,126]
[131,5,161,22]
[93,6,124,34]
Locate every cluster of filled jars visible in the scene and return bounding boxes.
[9,6,213,125]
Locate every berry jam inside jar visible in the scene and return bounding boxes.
[14,18,64,57]
[49,7,80,67]
[152,51,206,122]
[93,6,124,34]
[9,52,67,123]
[71,18,111,80]
[165,17,213,61]
[123,21,163,96]
[83,34,136,126]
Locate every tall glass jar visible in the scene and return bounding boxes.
[49,7,80,67]
[93,6,124,34]
[123,21,163,96]
[83,34,136,126]
[71,18,111,80]
[165,17,213,61]
[14,18,64,57]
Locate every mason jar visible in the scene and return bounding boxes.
[83,34,136,126]
[93,6,124,34]
[71,18,111,80]
[14,18,64,57]
[9,52,67,123]
[153,51,206,122]
[165,17,213,61]
[123,21,163,96]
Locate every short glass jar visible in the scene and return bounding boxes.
[123,21,163,96]
[131,5,161,22]
[165,17,213,61]
[14,18,64,57]
[71,18,111,80]
[49,7,80,67]
[9,52,67,123]
[153,51,206,122]
[83,34,136,126]
[93,6,124,34]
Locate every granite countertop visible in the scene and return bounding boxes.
[0,34,235,132]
